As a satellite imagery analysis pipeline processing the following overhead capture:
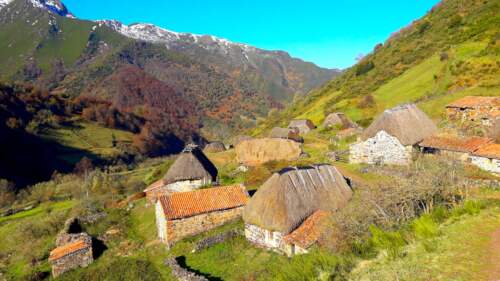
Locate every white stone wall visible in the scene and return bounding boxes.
[349,130,412,166]
[244,224,285,251]
[166,178,211,193]
[155,200,167,243]
[470,156,500,174]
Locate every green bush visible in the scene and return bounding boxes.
[412,214,439,240]
[451,200,483,217]
[369,225,406,259]
[355,61,375,76]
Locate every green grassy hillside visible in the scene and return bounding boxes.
[254,0,499,134]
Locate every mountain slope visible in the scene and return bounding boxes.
[255,0,499,134]
[0,0,339,140]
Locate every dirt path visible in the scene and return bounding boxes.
[487,228,500,281]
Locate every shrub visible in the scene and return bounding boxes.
[369,225,406,259]
[355,61,375,76]
[412,215,439,240]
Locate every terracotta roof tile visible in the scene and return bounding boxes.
[159,185,249,220]
[49,240,90,261]
[419,135,493,153]
[283,210,329,249]
[144,179,164,193]
[446,96,500,108]
[472,143,500,159]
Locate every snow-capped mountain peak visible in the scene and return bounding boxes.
[0,0,74,17]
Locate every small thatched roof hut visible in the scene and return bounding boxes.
[164,145,218,184]
[204,142,226,153]
[268,127,303,142]
[323,113,358,129]
[288,119,316,134]
[235,138,302,166]
[243,164,352,234]
[362,104,437,146]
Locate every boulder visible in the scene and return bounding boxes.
[235,138,302,166]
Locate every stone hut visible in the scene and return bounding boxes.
[323,113,358,129]
[288,119,316,134]
[49,233,93,277]
[204,142,226,153]
[470,143,500,174]
[243,165,352,256]
[156,185,249,247]
[144,145,218,202]
[419,135,493,161]
[349,104,437,165]
[235,138,302,166]
[268,127,303,143]
[446,96,500,128]
[282,210,330,256]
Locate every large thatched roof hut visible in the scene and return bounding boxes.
[323,112,358,129]
[288,119,316,134]
[164,145,218,185]
[243,164,352,255]
[362,104,437,145]
[350,104,437,165]
[268,127,303,143]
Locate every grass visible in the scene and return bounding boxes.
[42,120,134,159]
[0,200,75,224]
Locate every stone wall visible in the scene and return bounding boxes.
[349,130,412,166]
[447,107,497,127]
[165,258,208,281]
[163,207,244,246]
[244,224,285,251]
[156,201,168,243]
[470,156,500,174]
[51,247,93,277]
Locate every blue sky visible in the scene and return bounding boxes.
[64,0,440,69]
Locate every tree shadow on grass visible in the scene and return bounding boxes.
[175,256,223,281]
[92,237,108,260]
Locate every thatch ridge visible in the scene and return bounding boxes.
[243,164,352,234]
[362,104,437,145]
[164,146,218,184]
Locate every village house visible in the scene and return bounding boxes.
[235,137,303,166]
[243,165,352,256]
[49,234,93,277]
[323,112,358,129]
[349,104,437,165]
[419,135,493,161]
[446,96,500,128]
[470,143,500,174]
[144,145,218,203]
[288,119,316,134]
[268,127,303,143]
[155,185,249,247]
[204,141,226,153]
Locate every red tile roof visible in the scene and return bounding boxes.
[144,179,164,193]
[446,96,500,109]
[283,210,329,249]
[158,185,249,220]
[419,135,493,153]
[472,143,500,159]
[49,240,90,261]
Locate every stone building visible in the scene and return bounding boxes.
[446,96,500,128]
[419,135,493,161]
[235,138,302,166]
[470,143,500,174]
[268,127,303,143]
[144,145,218,202]
[288,119,316,134]
[155,185,249,247]
[323,112,358,129]
[243,165,352,256]
[49,234,93,277]
[349,104,437,165]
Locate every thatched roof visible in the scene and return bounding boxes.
[230,135,254,147]
[268,127,302,142]
[288,119,316,134]
[362,104,437,145]
[204,142,226,153]
[164,146,218,184]
[235,138,302,166]
[243,164,352,234]
[323,113,358,129]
